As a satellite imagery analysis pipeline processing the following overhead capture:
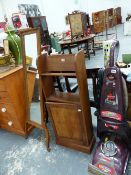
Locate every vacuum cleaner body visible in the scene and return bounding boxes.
[98,67,130,142]
[89,136,129,175]
[88,40,130,175]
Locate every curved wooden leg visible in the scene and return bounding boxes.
[43,123,51,152]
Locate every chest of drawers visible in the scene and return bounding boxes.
[0,67,28,136]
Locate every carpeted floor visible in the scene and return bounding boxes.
[0,118,96,175]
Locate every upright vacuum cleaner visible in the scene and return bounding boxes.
[88,40,131,175]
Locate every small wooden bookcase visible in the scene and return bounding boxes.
[37,50,95,153]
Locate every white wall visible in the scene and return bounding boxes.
[0,0,44,22]
[1,0,131,33]
[40,0,88,33]
[118,0,131,22]
[87,0,131,24]
[87,0,118,23]
[37,0,131,32]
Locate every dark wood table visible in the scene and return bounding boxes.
[59,34,95,59]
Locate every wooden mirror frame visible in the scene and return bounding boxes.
[19,28,50,151]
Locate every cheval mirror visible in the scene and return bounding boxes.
[19,28,50,151]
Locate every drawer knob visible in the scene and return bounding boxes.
[61,58,65,62]
[78,109,81,112]
[8,121,13,126]
[1,107,7,113]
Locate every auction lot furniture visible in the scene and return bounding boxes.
[0,66,35,136]
[68,11,87,40]
[19,28,50,151]
[27,16,51,53]
[92,7,122,34]
[37,50,95,153]
[59,34,95,59]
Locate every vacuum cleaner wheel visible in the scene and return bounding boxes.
[101,140,117,157]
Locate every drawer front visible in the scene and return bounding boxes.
[0,103,17,119]
[0,91,10,103]
[0,115,19,129]
[0,103,20,129]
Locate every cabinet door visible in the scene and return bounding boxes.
[46,102,84,144]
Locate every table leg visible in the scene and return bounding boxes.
[86,41,90,60]
[68,44,72,54]
[92,38,95,56]
[61,45,64,54]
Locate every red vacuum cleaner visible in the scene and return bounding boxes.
[88,40,131,175]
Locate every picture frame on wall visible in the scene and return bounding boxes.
[18,4,41,17]
[12,13,29,29]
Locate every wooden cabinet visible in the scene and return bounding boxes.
[114,7,122,25]
[27,16,51,46]
[92,7,122,34]
[0,66,35,136]
[37,50,95,153]
[92,11,106,34]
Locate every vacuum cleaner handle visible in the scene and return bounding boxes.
[94,68,104,115]
[109,40,119,67]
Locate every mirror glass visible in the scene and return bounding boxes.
[25,34,37,68]
[21,29,42,126]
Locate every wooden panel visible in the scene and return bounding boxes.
[27,70,36,104]
[46,91,80,104]
[0,80,6,91]
[0,66,22,79]
[0,115,20,129]
[42,76,55,98]
[92,11,106,33]
[46,102,83,142]
[37,53,76,73]
[1,67,26,132]
[0,91,11,103]
[75,50,93,143]
[0,103,21,130]
[69,13,83,36]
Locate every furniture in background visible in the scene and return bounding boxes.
[106,8,114,29]
[114,7,122,25]
[59,34,95,59]
[92,7,121,49]
[65,13,90,26]
[37,50,95,153]
[50,34,61,53]
[92,7,122,34]
[27,16,51,53]
[92,10,106,34]
[68,11,88,40]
